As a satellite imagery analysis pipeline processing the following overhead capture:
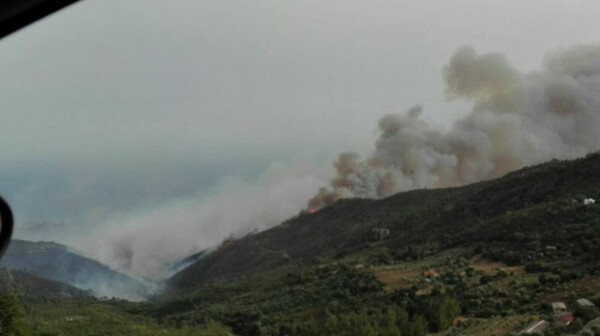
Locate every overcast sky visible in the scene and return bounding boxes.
[1,0,599,232]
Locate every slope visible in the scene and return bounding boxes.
[168,152,600,294]
[0,267,91,298]
[0,240,149,300]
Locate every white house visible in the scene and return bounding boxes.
[552,302,567,314]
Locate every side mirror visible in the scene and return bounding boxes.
[0,196,13,259]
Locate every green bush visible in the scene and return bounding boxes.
[0,294,28,336]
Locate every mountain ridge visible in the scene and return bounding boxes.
[167,152,600,294]
[0,239,150,300]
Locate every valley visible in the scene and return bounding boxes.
[1,153,600,335]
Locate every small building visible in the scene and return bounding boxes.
[584,198,596,205]
[423,269,440,278]
[371,228,390,241]
[517,320,549,335]
[576,298,595,307]
[552,301,567,314]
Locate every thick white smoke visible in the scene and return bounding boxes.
[79,159,330,280]
[74,44,600,283]
[309,44,600,208]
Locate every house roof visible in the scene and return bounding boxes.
[556,313,574,324]
[577,298,595,307]
[518,320,549,335]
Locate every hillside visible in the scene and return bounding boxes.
[10,153,600,336]
[134,153,600,335]
[0,240,149,300]
[168,153,600,294]
[0,268,91,298]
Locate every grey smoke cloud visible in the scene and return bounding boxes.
[310,45,600,208]
[4,153,280,226]
[79,159,329,279]
[85,43,600,281]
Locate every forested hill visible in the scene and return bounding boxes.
[168,152,600,294]
[10,153,600,336]
[0,240,149,300]
[0,268,91,298]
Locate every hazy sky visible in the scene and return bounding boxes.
[1,0,599,232]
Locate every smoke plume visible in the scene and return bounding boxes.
[309,45,600,208]
[80,159,329,280]
[26,44,600,286]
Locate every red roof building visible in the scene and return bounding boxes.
[423,269,440,278]
[555,313,574,327]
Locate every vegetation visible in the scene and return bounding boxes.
[0,294,28,336]
[23,298,231,336]
[4,153,600,335]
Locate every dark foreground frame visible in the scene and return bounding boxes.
[0,196,12,258]
[0,0,82,40]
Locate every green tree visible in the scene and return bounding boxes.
[575,306,600,323]
[410,314,428,336]
[425,295,461,332]
[0,294,28,336]
[396,309,411,335]
[377,309,401,336]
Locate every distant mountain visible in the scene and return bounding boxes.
[13,221,86,243]
[0,267,91,298]
[0,240,150,300]
[168,152,600,294]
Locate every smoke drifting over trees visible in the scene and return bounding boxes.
[310,45,600,209]
[68,44,600,283]
[84,160,329,280]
